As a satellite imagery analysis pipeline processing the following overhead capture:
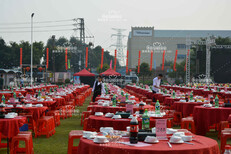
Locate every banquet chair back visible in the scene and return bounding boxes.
[67,130,83,154]
[181,117,196,134]
[220,129,231,154]
[81,111,91,126]
[0,133,7,149]
[10,131,34,154]
[83,118,89,131]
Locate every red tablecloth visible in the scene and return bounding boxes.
[173,102,205,117]
[95,97,111,101]
[77,135,219,154]
[53,97,66,106]
[24,100,56,107]
[193,106,231,135]
[87,115,165,131]
[163,97,181,106]
[0,91,13,101]
[0,116,26,138]
[91,105,154,114]
[15,106,48,121]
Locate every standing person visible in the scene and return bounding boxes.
[152,74,163,102]
[0,74,3,90]
[92,76,105,102]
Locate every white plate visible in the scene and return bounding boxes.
[93,139,109,144]
[169,140,184,144]
[144,140,159,144]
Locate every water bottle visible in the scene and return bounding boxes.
[139,101,145,114]
[190,91,193,101]
[172,90,176,99]
[112,95,116,107]
[13,92,17,99]
[142,109,150,130]
[1,95,5,104]
[130,115,139,144]
[215,95,219,108]
[125,93,129,101]
[38,90,41,98]
[155,100,160,114]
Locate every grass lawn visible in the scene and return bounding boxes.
[0,96,91,154]
[0,95,230,153]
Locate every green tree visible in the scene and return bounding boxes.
[135,62,151,84]
[96,64,109,74]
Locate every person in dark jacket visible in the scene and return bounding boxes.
[92,76,105,102]
[0,74,3,90]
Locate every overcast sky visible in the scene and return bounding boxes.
[1,0,231,54]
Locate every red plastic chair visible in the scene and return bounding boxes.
[36,116,56,138]
[220,129,231,154]
[173,112,182,126]
[81,111,91,126]
[10,131,34,154]
[46,110,61,126]
[181,117,196,134]
[218,121,229,139]
[0,133,7,149]
[67,130,83,154]
[83,118,89,131]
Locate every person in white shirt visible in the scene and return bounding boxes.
[92,76,106,102]
[152,74,163,101]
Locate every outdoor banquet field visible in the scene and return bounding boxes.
[0,95,90,154]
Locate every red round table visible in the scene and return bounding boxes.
[173,101,205,117]
[15,106,48,121]
[91,105,155,114]
[0,116,26,138]
[53,97,66,106]
[193,106,231,135]
[163,97,181,106]
[77,135,219,154]
[24,100,56,108]
[87,115,166,131]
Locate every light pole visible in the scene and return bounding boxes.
[31,13,34,86]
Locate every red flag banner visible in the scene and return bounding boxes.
[173,50,178,71]
[46,48,49,69]
[162,50,166,70]
[110,60,112,69]
[138,50,141,74]
[126,50,129,74]
[150,50,153,71]
[114,50,117,71]
[101,48,104,69]
[85,47,88,68]
[65,48,68,70]
[20,48,22,67]
[184,49,190,71]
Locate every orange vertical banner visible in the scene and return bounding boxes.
[138,50,141,74]
[173,50,178,71]
[65,48,68,70]
[162,50,165,70]
[126,50,129,74]
[114,50,117,71]
[150,50,153,71]
[46,48,49,69]
[184,49,190,71]
[101,48,104,69]
[85,47,88,68]
[20,48,22,67]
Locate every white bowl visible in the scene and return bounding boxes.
[112,115,121,119]
[144,136,159,143]
[95,112,103,116]
[181,136,193,142]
